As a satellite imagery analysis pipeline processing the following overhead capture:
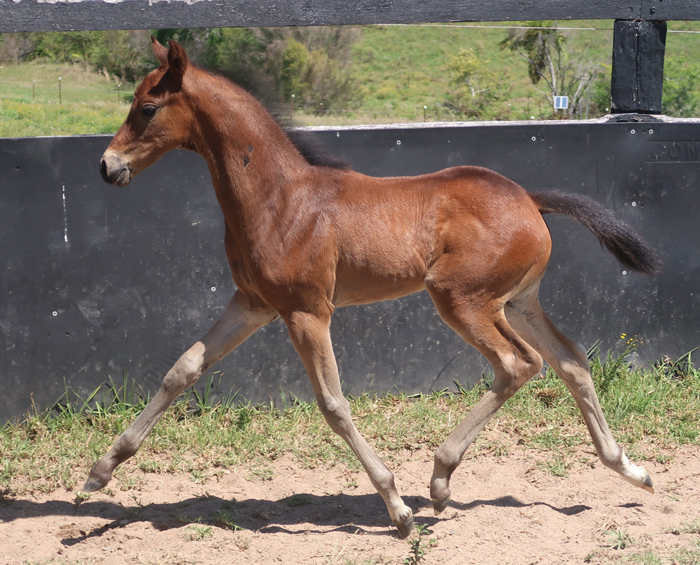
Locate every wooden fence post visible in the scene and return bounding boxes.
[610,19,667,114]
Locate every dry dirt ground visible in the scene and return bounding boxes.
[2,444,700,565]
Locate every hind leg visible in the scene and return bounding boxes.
[505,288,653,493]
[426,288,544,514]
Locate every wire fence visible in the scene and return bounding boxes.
[0,78,604,125]
[386,23,700,34]
[0,77,134,105]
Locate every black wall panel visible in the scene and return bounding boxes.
[1,120,698,421]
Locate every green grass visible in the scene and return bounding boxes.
[296,21,617,125]
[1,346,699,496]
[183,523,213,541]
[0,60,133,136]
[294,20,700,125]
[348,22,613,122]
[4,22,700,135]
[625,544,700,565]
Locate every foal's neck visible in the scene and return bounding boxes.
[188,69,309,205]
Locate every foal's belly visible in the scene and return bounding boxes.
[331,269,427,308]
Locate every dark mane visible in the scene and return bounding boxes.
[198,62,352,171]
[283,128,352,170]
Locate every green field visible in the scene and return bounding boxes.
[346,22,613,122]
[1,21,700,136]
[0,59,132,136]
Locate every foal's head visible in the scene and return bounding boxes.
[100,38,194,187]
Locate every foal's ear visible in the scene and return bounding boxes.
[167,40,188,83]
[151,36,168,66]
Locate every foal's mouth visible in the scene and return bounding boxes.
[100,155,134,187]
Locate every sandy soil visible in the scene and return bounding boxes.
[1,444,699,565]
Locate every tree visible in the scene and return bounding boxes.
[444,48,503,119]
[0,33,35,65]
[590,63,612,116]
[279,38,360,113]
[500,21,600,117]
[31,32,101,70]
[153,26,362,114]
[92,31,153,83]
[663,56,700,117]
[23,31,152,82]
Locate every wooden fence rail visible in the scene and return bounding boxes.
[2,0,700,34]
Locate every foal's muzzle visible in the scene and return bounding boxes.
[100,152,133,187]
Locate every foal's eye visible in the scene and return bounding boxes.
[141,105,158,119]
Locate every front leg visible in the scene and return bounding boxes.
[82,291,278,492]
[284,310,414,538]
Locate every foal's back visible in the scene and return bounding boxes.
[323,165,552,308]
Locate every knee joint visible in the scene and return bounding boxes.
[597,443,624,469]
[499,349,543,391]
[162,351,203,394]
[318,395,350,419]
[317,395,352,435]
[434,446,460,475]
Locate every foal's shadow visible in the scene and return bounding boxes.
[0,491,591,544]
[460,495,591,516]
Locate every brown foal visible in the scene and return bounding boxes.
[85,38,661,538]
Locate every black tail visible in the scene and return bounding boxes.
[530,191,662,276]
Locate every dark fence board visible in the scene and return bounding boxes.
[1,120,699,422]
[0,0,650,34]
[641,0,700,20]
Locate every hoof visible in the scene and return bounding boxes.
[81,475,108,493]
[395,512,414,539]
[642,472,654,494]
[432,497,451,516]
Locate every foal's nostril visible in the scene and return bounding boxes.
[99,158,108,181]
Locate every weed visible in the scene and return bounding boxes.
[671,544,700,565]
[247,465,273,482]
[590,339,638,394]
[212,510,244,531]
[628,551,662,564]
[116,472,145,492]
[235,535,253,550]
[655,349,698,381]
[183,524,213,541]
[73,492,91,507]
[281,493,312,507]
[404,524,436,564]
[221,497,239,510]
[604,528,632,550]
[669,521,700,535]
[195,491,216,502]
[190,469,209,484]
[535,387,561,408]
[137,459,162,473]
[538,455,570,478]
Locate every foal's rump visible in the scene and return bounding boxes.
[420,167,661,281]
[326,164,660,314]
[330,166,553,307]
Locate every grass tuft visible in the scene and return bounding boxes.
[604,528,633,550]
[1,347,699,496]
